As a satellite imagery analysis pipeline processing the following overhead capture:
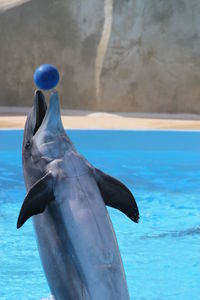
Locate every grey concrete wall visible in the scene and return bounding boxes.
[0,0,200,113]
[0,0,104,110]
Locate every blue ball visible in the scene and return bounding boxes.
[34,64,60,90]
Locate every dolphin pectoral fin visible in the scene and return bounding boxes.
[17,173,54,229]
[95,168,139,223]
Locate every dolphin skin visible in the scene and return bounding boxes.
[17,90,139,300]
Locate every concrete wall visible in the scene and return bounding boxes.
[0,0,200,113]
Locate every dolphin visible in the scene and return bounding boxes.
[17,90,139,300]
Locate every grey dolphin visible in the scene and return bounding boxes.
[17,90,139,300]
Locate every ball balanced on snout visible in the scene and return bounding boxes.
[34,64,60,90]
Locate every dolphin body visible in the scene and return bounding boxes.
[17,90,139,300]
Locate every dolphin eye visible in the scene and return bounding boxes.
[25,141,31,150]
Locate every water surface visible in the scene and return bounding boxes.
[0,130,199,300]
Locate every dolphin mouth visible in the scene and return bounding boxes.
[33,90,47,135]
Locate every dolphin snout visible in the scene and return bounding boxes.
[33,90,47,135]
[36,91,65,136]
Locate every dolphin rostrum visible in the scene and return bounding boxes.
[17,90,139,300]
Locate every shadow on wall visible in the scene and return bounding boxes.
[0,0,200,113]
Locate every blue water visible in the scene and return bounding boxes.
[0,130,199,300]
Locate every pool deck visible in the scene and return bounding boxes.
[0,108,200,130]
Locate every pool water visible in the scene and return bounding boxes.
[0,130,199,300]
